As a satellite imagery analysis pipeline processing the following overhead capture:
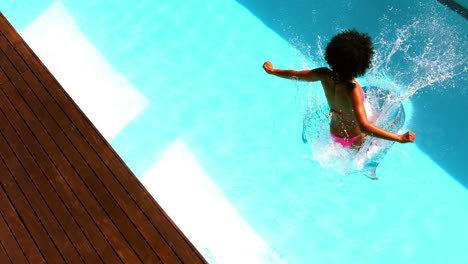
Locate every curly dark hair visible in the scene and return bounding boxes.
[324,29,374,80]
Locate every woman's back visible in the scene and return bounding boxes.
[321,71,365,139]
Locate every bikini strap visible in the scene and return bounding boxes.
[329,71,341,83]
[327,109,350,137]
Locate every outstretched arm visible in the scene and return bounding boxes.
[350,87,415,143]
[263,61,330,82]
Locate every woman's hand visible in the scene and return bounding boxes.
[399,131,416,143]
[263,61,274,74]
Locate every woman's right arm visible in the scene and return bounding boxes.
[263,61,330,82]
[350,87,415,143]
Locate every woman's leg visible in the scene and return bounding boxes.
[350,133,367,149]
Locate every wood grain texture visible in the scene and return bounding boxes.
[0,12,207,264]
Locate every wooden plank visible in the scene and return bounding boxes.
[0,34,28,73]
[0,239,13,264]
[0,13,21,45]
[17,70,163,263]
[12,29,206,264]
[0,207,28,264]
[0,134,66,263]
[0,122,71,263]
[0,52,85,264]
[0,74,143,263]
[0,42,108,262]
[20,67,167,262]
[0,11,207,263]
[0,41,19,81]
[0,47,160,263]
[0,87,101,263]
[19,47,186,263]
[0,57,7,84]
[0,76,122,263]
[0,176,45,264]
[1,27,182,264]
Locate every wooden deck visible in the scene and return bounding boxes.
[0,12,207,264]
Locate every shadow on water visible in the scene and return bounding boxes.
[235,0,410,51]
[237,0,468,188]
[411,85,468,188]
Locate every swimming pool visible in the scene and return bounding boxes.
[2,0,467,263]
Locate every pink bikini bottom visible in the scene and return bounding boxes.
[330,130,361,147]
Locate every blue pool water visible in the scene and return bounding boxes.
[3,0,468,263]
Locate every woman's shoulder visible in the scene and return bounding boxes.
[349,80,360,88]
[339,79,359,90]
[346,81,365,102]
[314,67,332,79]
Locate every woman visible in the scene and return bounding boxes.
[263,29,415,149]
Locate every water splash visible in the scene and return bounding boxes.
[296,4,467,179]
[371,11,467,97]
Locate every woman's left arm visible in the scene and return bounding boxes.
[350,87,415,143]
[263,61,329,82]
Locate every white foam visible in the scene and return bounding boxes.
[20,1,149,141]
[140,138,285,264]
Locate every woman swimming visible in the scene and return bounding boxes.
[263,29,415,149]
